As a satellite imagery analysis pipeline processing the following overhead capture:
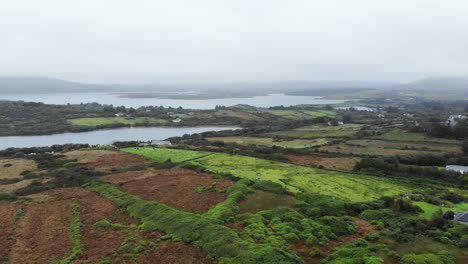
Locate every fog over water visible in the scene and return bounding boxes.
[0,93,347,109]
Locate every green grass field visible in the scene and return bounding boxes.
[260,110,336,120]
[123,147,212,163]
[123,147,418,202]
[413,201,468,219]
[265,124,361,139]
[69,117,168,126]
[206,136,330,149]
[319,139,461,156]
[374,129,461,145]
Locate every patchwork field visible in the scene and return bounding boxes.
[287,155,360,171]
[10,199,73,264]
[260,110,336,120]
[265,124,362,139]
[0,202,21,262]
[375,129,462,145]
[61,149,150,172]
[207,136,330,149]
[1,144,466,263]
[102,169,234,213]
[68,117,168,126]
[123,148,417,202]
[0,158,37,180]
[319,138,461,156]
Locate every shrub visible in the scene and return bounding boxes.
[284,233,300,243]
[309,247,321,257]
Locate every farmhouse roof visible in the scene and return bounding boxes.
[446,165,468,173]
[455,212,468,223]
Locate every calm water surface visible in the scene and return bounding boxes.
[0,126,238,150]
[0,93,348,109]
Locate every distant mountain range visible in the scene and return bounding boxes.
[0,77,114,94]
[0,76,466,95]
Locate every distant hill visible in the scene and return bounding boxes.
[0,77,114,94]
[396,77,468,91]
[0,78,400,95]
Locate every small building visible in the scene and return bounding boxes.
[447,115,467,127]
[172,118,182,123]
[377,114,385,118]
[446,165,468,174]
[403,113,414,118]
[115,113,125,117]
[454,212,468,224]
[151,140,172,146]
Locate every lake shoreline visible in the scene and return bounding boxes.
[0,126,240,150]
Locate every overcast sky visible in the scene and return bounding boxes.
[1,0,467,83]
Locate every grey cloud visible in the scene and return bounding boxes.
[0,0,467,83]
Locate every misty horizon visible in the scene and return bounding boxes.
[1,0,468,84]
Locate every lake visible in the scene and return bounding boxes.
[0,126,238,150]
[0,93,347,109]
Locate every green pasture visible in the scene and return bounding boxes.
[319,139,461,156]
[123,147,212,163]
[206,136,329,149]
[265,124,361,138]
[413,201,468,219]
[375,129,461,145]
[260,110,336,120]
[69,117,167,126]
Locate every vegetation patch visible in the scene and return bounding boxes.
[123,147,212,163]
[60,150,150,172]
[68,117,168,126]
[87,180,303,263]
[124,147,416,202]
[375,129,462,145]
[261,110,336,120]
[52,199,83,264]
[10,199,73,264]
[0,158,37,180]
[207,137,330,149]
[0,202,22,262]
[414,201,468,219]
[136,241,215,263]
[265,124,362,139]
[287,155,360,171]
[102,168,234,214]
[239,190,297,214]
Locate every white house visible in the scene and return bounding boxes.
[447,115,467,127]
[446,165,468,174]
